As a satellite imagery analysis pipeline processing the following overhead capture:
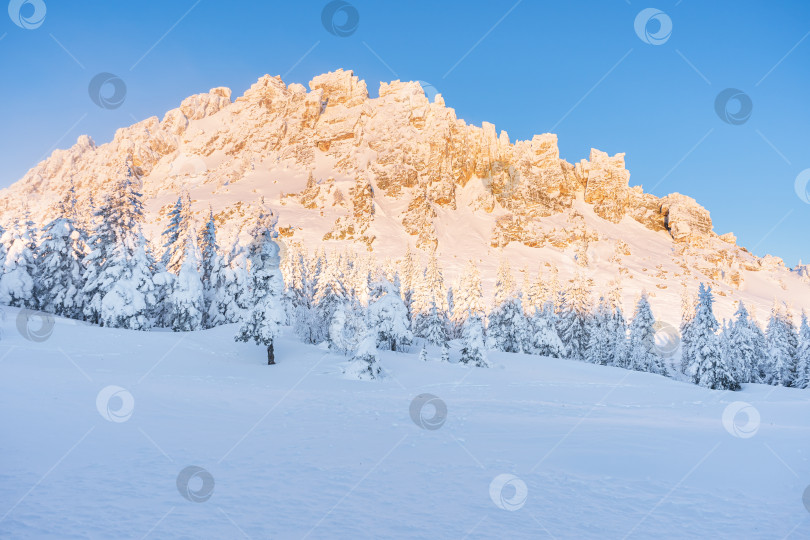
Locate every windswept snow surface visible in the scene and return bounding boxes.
[1,307,809,539]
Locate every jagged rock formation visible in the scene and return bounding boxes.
[0,68,806,319]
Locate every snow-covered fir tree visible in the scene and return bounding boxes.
[585,297,613,365]
[161,193,193,274]
[418,346,428,362]
[367,277,413,351]
[35,216,85,319]
[686,284,739,390]
[450,260,486,338]
[0,213,38,308]
[679,287,697,374]
[328,301,367,355]
[796,312,810,389]
[198,210,229,328]
[556,272,592,360]
[529,302,566,358]
[99,229,157,331]
[766,302,800,386]
[487,259,529,353]
[313,250,348,345]
[411,251,449,346]
[607,284,628,367]
[165,235,205,332]
[723,302,759,384]
[627,293,667,375]
[345,333,383,380]
[234,209,285,364]
[460,314,488,367]
[399,243,418,319]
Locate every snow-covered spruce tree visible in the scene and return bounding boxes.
[797,312,810,389]
[367,277,413,351]
[400,244,419,320]
[0,223,7,273]
[529,302,566,358]
[161,193,192,274]
[766,303,800,386]
[164,235,205,332]
[411,252,449,346]
[627,293,667,375]
[197,210,230,328]
[234,210,285,365]
[313,250,348,345]
[460,314,488,367]
[687,283,739,390]
[345,333,383,380]
[607,284,628,367]
[35,216,85,318]
[451,260,486,338]
[0,214,38,308]
[419,346,428,362]
[441,344,450,363]
[585,297,612,365]
[99,229,157,330]
[526,266,545,316]
[328,301,367,355]
[80,197,116,323]
[679,288,698,374]
[723,302,759,384]
[487,259,529,353]
[556,272,592,360]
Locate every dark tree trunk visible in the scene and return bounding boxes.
[267,342,275,365]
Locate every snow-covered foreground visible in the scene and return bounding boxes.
[1,306,809,539]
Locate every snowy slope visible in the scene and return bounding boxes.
[1,307,808,539]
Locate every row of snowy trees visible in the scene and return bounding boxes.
[0,162,808,387]
[282,244,810,389]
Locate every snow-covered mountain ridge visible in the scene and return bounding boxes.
[0,69,807,321]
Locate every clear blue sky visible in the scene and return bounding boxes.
[0,0,808,265]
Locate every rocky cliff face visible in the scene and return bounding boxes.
[0,69,806,319]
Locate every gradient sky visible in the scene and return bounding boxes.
[0,0,807,265]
